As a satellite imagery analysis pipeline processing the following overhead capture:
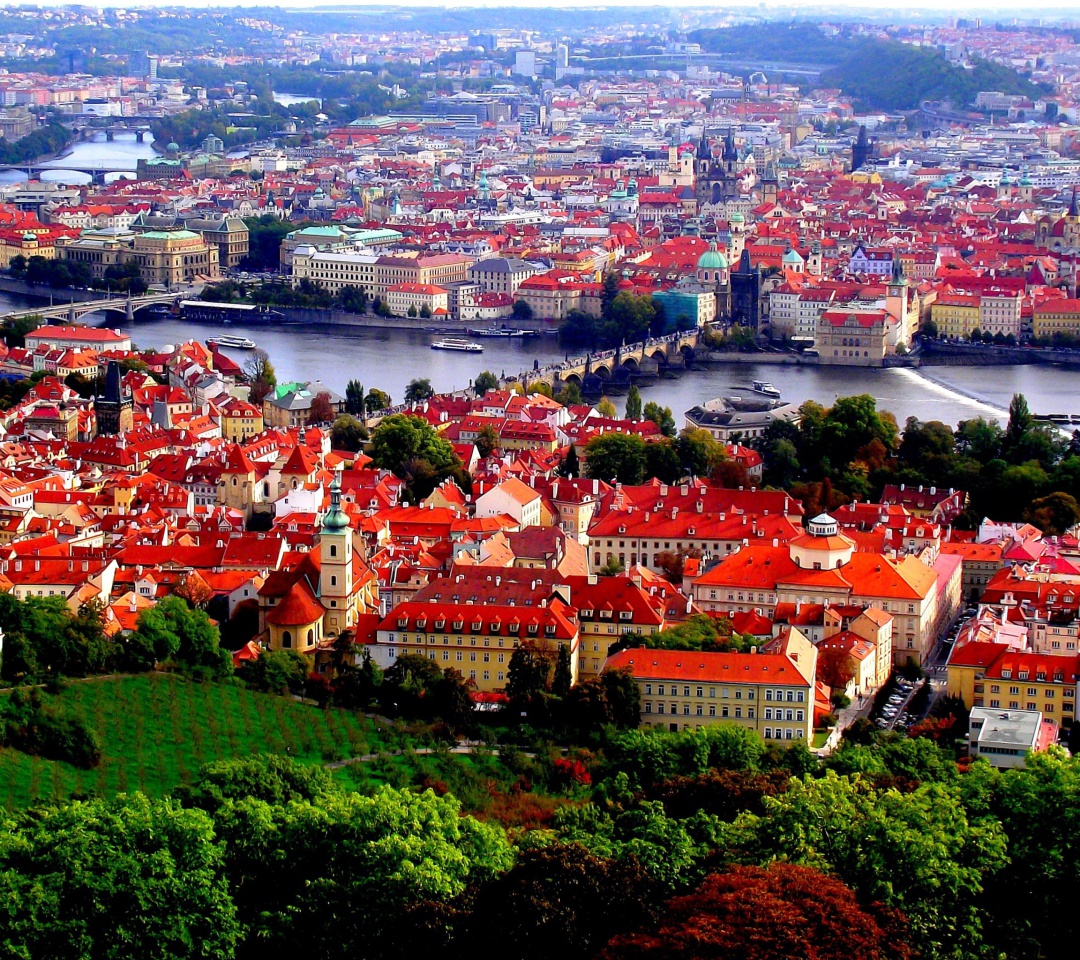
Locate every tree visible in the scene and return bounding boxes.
[746,771,1007,959]
[475,423,500,459]
[596,397,617,418]
[600,864,911,960]
[559,445,580,478]
[1024,491,1080,535]
[174,572,213,610]
[625,385,643,420]
[552,644,573,698]
[473,370,499,396]
[408,304,418,318]
[330,414,368,453]
[244,349,276,406]
[365,387,392,414]
[643,401,676,437]
[345,379,365,416]
[506,642,551,713]
[370,413,464,495]
[676,428,724,478]
[584,433,648,485]
[1006,392,1034,449]
[405,378,434,402]
[133,596,230,680]
[8,254,26,276]
[419,304,432,319]
[556,381,584,406]
[512,298,533,320]
[817,646,857,692]
[211,783,513,958]
[0,794,241,959]
[240,649,312,695]
[471,843,657,960]
[307,391,336,425]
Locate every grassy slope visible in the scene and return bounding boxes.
[0,674,383,809]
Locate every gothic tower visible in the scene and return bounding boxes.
[94,360,133,437]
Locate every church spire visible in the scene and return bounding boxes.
[322,474,349,532]
[1069,186,1079,219]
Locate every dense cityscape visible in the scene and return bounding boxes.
[1,4,1080,959]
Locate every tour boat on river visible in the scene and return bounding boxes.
[431,338,483,353]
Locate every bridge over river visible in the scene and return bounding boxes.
[499,328,702,393]
[3,292,180,325]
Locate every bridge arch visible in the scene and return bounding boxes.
[647,346,669,364]
[619,356,639,372]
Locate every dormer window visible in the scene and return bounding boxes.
[1001,670,1012,679]
[619,610,632,620]
[509,622,520,634]
[452,619,464,632]
[397,618,408,629]
[472,620,483,632]
[434,618,446,631]
[527,623,539,635]
[545,625,556,636]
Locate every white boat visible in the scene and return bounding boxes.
[751,380,782,398]
[207,335,257,350]
[431,338,483,353]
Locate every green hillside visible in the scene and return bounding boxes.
[0,674,382,808]
[820,40,1047,110]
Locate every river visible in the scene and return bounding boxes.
[97,312,1080,428]
[0,132,155,185]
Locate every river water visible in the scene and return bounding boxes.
[0,131,155,185]
[96,312,1080,427]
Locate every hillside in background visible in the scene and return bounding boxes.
[687,22,849,65]
[820,40,1048,110]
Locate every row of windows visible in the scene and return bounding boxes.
[643,684,805,703]
[386,633,523,647]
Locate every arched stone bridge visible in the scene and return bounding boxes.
[502,328,702,392]
[4,292,180,325]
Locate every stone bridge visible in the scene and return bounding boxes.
[3,292,180,325]
[501,328,702,393]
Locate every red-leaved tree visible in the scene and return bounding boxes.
[600,863,912,960]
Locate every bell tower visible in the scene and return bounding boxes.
[319,474,355,638]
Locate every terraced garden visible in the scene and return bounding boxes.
[0,673,385,808]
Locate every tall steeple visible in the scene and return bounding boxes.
[320,473,356,639]
[94,360,133,437]
[1069,186,1079,219]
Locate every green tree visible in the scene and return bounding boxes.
[404,378,434,402]
[584,432,648,485]
[552,644,573,698]
[0,794,240,959]
[745,772,1008,959]
[557,381,584,406]
[239,649,312,695]
[559,444,580,478]
[344,379,365,416]
[364,387,392,414]
[596,397,617,418]
[506,642,552,713]
[473,370,499,396]
[212,784,512,956]
[512,298,533,320]
[330,414,368,453]
[625,384,643,420]
[475,423,500,459]
[643,401,676,437]
[369,414,465,502]
[1025,491,1080,535]
[134,596,231,680]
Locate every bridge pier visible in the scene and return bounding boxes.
[105,130,114,142]
[136,130,146,143]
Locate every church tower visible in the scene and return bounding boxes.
[886,255,911,342]
[728,212,746,263]
[761,160,779,205]
[319,474,355,639]
[94,360,133,437]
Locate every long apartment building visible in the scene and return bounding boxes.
[290,245,470,298]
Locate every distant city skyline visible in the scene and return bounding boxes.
[1,0,1079,13]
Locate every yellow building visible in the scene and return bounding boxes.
[218,397,264,443]
[605,632,815,740]
[931,292,981,339]
[373,601,579,693]
[133,230,219,287]
[1033,298,1080,339]
[948,645,1078,725]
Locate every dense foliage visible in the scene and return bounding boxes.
[756,391,1080,531]
[0,121,72,165]
[820,40,1046,111]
